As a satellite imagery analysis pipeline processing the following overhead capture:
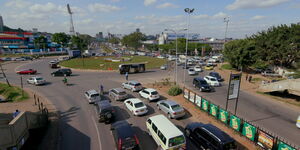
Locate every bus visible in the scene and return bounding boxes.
[119,63,145,74]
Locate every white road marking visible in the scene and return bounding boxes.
[92,116,102,150]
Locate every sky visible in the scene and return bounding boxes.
[0,0,300,38]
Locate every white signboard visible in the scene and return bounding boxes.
[195,95,201,107]
[184,89,189,99]
[189,92,195,103]
[228,74,241,100]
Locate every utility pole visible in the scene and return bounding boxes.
[224,17,230,43]
[20,75,24,97]
[0,63,10,87]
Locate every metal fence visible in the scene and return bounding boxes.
[183,87,299,150]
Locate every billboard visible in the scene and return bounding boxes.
[195,95,201,107]
[209,103,218,117]
[277,141,296,150]
[201,98,209,112]
[184,89,189,99]
[227,73,242,100]
[230,115,241,131]
[167,33,200,40]
[257,130,274,150]
[242,122,257,141]
[189,92,195,103]
[218,108,229,124]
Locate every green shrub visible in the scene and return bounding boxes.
[168,86,182,96]
[221,64,234,70]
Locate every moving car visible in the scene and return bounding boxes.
[157,100,185,119]
[27,76,46,85]
[109,88,128,101]
[209,72,223,82]
[85,89,101,104]
[111,120,140,150]
[96,100,115,123]
[188,68,197,75]
[139,88,160,101]
[16,69,37,75]
[122,81,143,92]
[194,66,202,72]
[160,65,167,70]
[124,98,148,116]
[49,61,60,69]
[51,68,72,77]
[185,122,236,150]
[204,65,214,70]
[193,77,212,92]
[14,57,26,61]
[146,115,186,150]
[204,76,221,87]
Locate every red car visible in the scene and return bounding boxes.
[16,69,37,75]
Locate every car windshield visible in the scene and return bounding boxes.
[134,83,141,86]
[210,78,217,81]
[171,104,181,110]
[189,69,194,71]
[223,142,237,150]
[119,91,127,95]
[200,80,208,85]
[151,91,158,95]
[134,102,144,108]
[169,135,185,147]
[91,94,100,97]
[36,78,43,80]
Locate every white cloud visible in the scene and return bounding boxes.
[192,12,227,20]
[227,0,290,10]
[5,0,31,9]
[144,0,157,6]
[156,3,178,9]
[251,15,266,20]
[30,2,60,14]
[111,0,121,2]
[213,12,228,19]
[88,3,121,12]
[193,14,209,19]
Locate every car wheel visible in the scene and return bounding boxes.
[200,88,203,92]
[168,113,172,119]
[52,74,55,77]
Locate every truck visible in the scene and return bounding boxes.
[68,50,81,58]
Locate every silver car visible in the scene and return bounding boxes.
[122,81,143,92]
[157,100,185,119]
[109,88,128,101]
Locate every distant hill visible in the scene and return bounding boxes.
[3,25,25,32]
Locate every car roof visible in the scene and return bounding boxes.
[112,120,135,139]
[32,76,43,78]
[205,75,216,79]
[87,89,99,95]
[144,88,157,93]
[113,88,126,93]
[161,100,178,106]
[129,80,140,84]
[148,115,184,138]
[96,100,112,109]
[126,98,143,104]
[194,77,205,81]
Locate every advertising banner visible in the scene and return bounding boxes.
[242,122,256,141]
[218,108,229,124]
[230,115,241,131]
[195,95,201,107]
[228,74,242,100]
[184,89,189,99]
[189,92,195,103]
[257,130,274,150]
[201,98,209,112]
[277,141,296,150]
[209,103,218,117]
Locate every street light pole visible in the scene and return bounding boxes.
[183,8,194,87]
[224,17,229,43]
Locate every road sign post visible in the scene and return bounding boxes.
[226,73,242,115]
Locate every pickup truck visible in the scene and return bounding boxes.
[261,71,281,77]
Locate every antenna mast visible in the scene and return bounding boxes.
[67,4,75,36]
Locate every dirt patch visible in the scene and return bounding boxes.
[145,83,258,150]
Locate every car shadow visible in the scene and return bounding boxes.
[66,83,76,86]
[180,108,192,120]
[114,107,131,122]
[43,82,52,86]
[145,104,155,116]
[132,126,157,150]
[70,74,80,77]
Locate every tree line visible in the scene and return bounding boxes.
[223,23,300,70]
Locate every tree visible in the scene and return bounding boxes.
[34,36,47,49]
[52,32,70,47]
[122,32,146,50]
[108,37,120,45]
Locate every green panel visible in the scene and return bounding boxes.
[218,108,229,124]
[230,115,241,131]
[201,98,209,112]
[242,122,257,141]
[277,141,296,150]
[209,103,218,117]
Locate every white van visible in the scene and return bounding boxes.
[146,115,186,150]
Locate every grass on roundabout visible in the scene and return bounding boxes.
[60,56,167,70]
[0,82,29,102]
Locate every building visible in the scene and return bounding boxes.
[32,28,38,34]
[0,15,3,33]
[96,32,103,40]
[199,38,225,52]
[136,28,140,33]
[158,32,201,44]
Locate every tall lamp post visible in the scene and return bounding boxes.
[183,8,194,86]
[224,17,229,43]
[165,28,187,85]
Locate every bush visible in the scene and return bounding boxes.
[168,86,182,96]
[221,64,234,70]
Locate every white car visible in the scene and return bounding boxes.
[122,81,143,92]
[188,68,197,75]
[124,98,148,116]
[139,88,160,101]
[194,66,202,72]
[27,76,46,85]
[204,76,221,87]
[84,89,101,104]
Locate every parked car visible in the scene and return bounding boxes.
[139,88,160,101]
[193,77,212,92]
[1,57,12,61]
[84,89,101,104]
[198,60,206,66]
[122,81,143,92]
[51,68,72,77]
[21,56,33,60]
[204,65,214,70]
[188,68,197,75]
[194,66,202,72]
[209,72,223,82]
[111,120,140,150]
[96,100,115,123]
[49,61,60,69]
[261,70,281,77]
[27,76,46,85]
[124,98,148,116]
[109,88,128,101]
[160,65,167,70]
[204,76,221,87]
[14,57,26,61]
[185,122,236,150]
[157,100,185,119]
[16,69,37,75]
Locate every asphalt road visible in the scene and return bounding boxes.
[2,58,300,149]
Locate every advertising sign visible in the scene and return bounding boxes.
[189,92,195,103]
[201,98,209,112]
[277,141,296,150]
[218,108,229,124]
[209,103,218,117]
[228,73,242,100]
[230,115,241,131]
[242,122,256,141]
[195,95,201,107]
[257,130,274,150]
[184,89,189,99]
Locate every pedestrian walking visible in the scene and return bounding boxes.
[246,74,248,81]
[13,110,20,118]
[125,72,128,81]
[100,84,104,95]
[248,75,252,82]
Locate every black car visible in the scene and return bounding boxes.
[209,72,223,82]
[193,77,212,92]
[111,120,139,150]
[21,56,33,61]
[96,100,115,123]
[51,69,72,76]
[185,122,237,150]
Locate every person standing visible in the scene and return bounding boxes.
[13,110,20,118]
[249,75,252,82]
[245,74,248,81]
[100,84,104,95]
[125,72,128,81]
